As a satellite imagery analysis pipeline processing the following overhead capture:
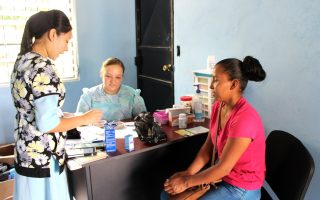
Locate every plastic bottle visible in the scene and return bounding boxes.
[104,123,116,152]
[192,85,204,122]
[180,96,192,108]
[178,113,187,129]
[207,55,216,70]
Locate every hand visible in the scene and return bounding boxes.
[170,170,191,179]
[63,112,75,118]
[163,175,189,195]
[82,109,103,125]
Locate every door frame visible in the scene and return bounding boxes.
[135,0,175,110]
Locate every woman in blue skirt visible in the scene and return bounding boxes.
[10,10,103,200]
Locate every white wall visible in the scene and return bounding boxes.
[174,0,319,199]
[64,0,137,112]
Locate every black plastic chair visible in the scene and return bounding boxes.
[261,130,315,200]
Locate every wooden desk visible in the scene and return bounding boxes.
[67,119,210,200]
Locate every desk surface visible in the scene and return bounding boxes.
[68,119,210,200]
[104,119,209,157]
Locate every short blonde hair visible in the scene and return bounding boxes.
[100,57,125,74]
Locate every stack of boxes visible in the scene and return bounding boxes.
[166,107,193,126]
[0,143,14,200]
[193,69,214,118]
[153,68,214,126]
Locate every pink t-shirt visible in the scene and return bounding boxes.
[210,97,266,190]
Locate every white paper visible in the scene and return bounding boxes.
[115,126,138,139]
[75,124,138,140]
[186,126,209,135]
[77,125,104,142]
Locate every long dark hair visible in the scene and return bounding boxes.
[19,9,72,55]
[216,56,266,91]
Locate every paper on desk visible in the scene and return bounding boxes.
[77,125,104,142]
[175,126,209,137]
[67,151,108,171]
[123,121,135,126]
[175,129,193,136]
[67,159,82,171]
[115,126,138,138]
[186,126,209,135]
[66,126,104,149]
[75,124,138,140]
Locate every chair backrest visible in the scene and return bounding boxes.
[264,130,315,200]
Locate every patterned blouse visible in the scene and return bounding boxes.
[10,52,66,178]
[76,84,147,121]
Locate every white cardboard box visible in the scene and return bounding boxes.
[0,143,14,200]
[166,107,192,126]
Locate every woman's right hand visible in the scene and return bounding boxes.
[164,175,190,195]
[82,109,103,125]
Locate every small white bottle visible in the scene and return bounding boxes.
[179,113,187,129]
[207,55,216,70]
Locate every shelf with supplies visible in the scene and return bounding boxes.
[193,69,214,118]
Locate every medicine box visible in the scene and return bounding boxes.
[125,134,134,152]
[105,126,116,152]
[193,69,215,118]
[153,111,168,125]
[166,107,193,126]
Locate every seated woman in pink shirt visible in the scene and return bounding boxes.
[162,56,267,200]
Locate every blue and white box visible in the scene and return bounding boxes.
[124,134,134,152]
[105,123,116,152]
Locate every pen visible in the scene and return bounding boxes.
[92,140,104,143]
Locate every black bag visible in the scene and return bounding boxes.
[66,128,81,139]
[134,112,167,144]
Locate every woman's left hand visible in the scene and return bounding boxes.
[163,176,189,195]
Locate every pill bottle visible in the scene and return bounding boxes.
[180,96,192,108]
[178,113,187,129]
[207,55,216,70]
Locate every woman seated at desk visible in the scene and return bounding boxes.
[76,57,147,121]
[162,56,266,200]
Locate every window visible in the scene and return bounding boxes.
[0,0,79,86]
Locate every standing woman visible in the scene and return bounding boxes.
[163,56,266,200]
[10,10,102,200]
